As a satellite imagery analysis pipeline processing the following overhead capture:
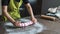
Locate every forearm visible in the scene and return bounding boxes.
[25,3,35,18]
[2,6,16,23]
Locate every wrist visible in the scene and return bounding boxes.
[31,14,34,17]
[31,16,35,18]
[12,21,16,24]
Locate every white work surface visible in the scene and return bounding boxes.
[4,22,44,34]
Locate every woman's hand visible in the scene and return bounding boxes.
[13,21,21,27]
[31,17,37,23]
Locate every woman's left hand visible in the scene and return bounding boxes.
[31,17,37,23]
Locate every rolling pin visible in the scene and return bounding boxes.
[40,15,56,21]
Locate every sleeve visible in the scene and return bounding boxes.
[23,0,29,4]
[2,0,10,6]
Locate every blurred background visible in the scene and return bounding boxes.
[19,0,60,17]
[0,0,2,15]
[20,0,42,17]
[41,0,60,14]
[1,0,60,17]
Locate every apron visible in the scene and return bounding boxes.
[3,0,23,21]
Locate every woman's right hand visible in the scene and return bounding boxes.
[13,21,21,27]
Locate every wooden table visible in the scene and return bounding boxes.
[36,15,60,34]
[0,15,60,34]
